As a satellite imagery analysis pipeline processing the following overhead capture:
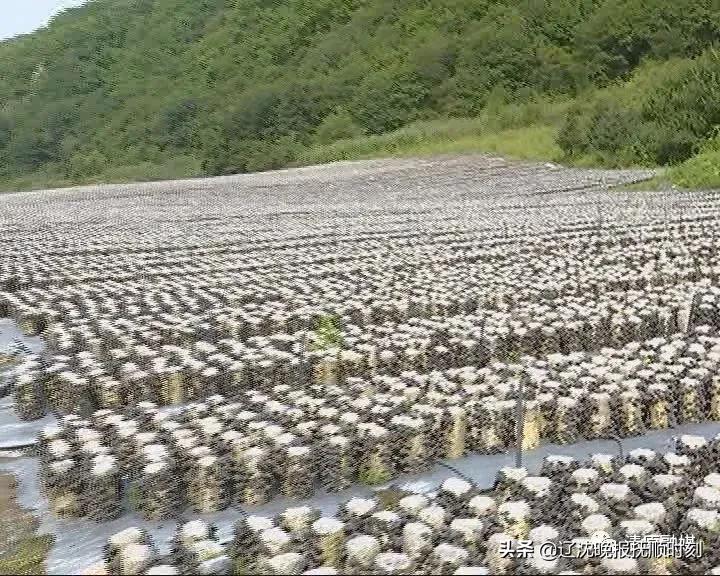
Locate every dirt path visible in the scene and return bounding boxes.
[0,472,53,575]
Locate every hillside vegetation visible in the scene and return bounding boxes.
[0,0,719,190]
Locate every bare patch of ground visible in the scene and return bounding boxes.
[0,473,53,575]
[0,353,18,369]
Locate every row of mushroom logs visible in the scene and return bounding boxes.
[5,215,720,416]
[81,433,720,575]
[10,312,720,424]
[9,279,720,419]
[33,326,720,519]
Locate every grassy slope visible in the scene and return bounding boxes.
[0,91,712,193]
[0,155,202,193]
[0,116,709,193]
[296,123,561,166]
[0,99,570,192]
[0,124,562,193]
[668,148,720,189]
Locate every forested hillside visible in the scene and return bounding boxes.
[1,0,719,190]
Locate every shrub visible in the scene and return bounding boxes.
[314,110,365,145]
[67,149,108,178]
[310,314,344,351]
[556,107,588,157]
[668,136,720,189]
[556,46,720,167]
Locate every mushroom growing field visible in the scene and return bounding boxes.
[2,155,720,574]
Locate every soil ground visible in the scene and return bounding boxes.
[0,472,53,575]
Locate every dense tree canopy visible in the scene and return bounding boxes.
[0,0,719,183]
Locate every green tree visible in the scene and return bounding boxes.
[1,0,720,185]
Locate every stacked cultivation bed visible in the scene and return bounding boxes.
[82,435,720,574]
[2,156,720,573]
[28,325,720,518]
